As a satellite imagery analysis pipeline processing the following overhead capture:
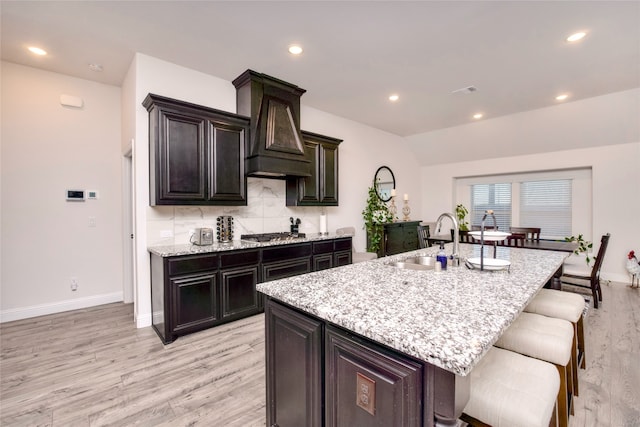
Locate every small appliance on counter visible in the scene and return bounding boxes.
[217,216,234,243]
[191,227,214,246]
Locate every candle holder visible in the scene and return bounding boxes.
[388,196,398,221]
[402,200,411,221]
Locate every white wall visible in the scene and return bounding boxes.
[126,54,420,327]
[1,62,123,321]
[414,88,640,283]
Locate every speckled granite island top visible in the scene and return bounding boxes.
[257,243,569,376]
[148,233,342,257]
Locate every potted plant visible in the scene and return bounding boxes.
[564,234,593,266]
[362,184,394,253]
[456,204,469,231]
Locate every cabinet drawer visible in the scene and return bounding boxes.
[220,249,260,269]
[334,237,352,252]
[313,241,334,254]
[262,243,312,263]
[263,258,312,282]
[168,254,218,276]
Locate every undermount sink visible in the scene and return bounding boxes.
[388,255,438,271]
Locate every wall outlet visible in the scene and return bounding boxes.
[160,229,173,238]
[70,277,78,291]
[88,217,96,227]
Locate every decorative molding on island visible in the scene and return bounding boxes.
[257,243,569,426]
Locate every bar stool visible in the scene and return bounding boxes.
[494,312,574,427]
[462,346,560,427]
[525,288,586,396]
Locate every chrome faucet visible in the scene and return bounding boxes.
[435,212,460,267]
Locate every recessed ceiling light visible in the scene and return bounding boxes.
[389,94,399,102]
[473,113,483,120]
[566,32,587,42]
[288,45,303,55]
[28,46,47,56]
[555,94,569,101]
[89,63,103,72]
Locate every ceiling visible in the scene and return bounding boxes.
[2,1,639,137]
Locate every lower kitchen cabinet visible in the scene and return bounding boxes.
[265,298,424,427]
[220,266,260,320]
[266,298,324,427]
[172,272,218,333]
[150,237,352,344]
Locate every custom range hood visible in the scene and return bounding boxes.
[233,70,311,177]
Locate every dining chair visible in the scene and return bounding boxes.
[335,227,378,263]
[450,229,474,243]
[510,226,541,241]
[416,225,430,248]
[560,233,610,308]
[502,232,526,247]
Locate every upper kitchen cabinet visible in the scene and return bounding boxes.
[286,131,342,206]
[144,93,249,206]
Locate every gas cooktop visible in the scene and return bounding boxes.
[240,232,306,243]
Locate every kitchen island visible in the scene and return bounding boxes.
[257,243,569,426]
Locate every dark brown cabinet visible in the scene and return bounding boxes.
[150,237,352,343]
[219,249,261,321]
[369,221,422,257]
[265,298,424,427]
[262,243,313,282]
[266,298,324,427]
[286,131,342,206]
[151,253,220,343]
[144,93,249,206]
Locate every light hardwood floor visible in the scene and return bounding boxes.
[1,283,638,426]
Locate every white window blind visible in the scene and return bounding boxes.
[520,180,571,239]
[470,183,512,231]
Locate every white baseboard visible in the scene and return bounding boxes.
[137,312,152,328]
[0,292,123,323]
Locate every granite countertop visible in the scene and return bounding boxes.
[256,243,569,376]
[148,233,346,257]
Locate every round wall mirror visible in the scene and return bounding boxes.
[374,166,395,202]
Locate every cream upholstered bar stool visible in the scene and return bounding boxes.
[494,312,574,427]
[461,346,560,427]
[335,227,377,263]
[525,289,586,397]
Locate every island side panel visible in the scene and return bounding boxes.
[265,298,324,427]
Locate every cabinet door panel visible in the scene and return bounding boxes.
[159,111,207,202]
[266,299,323,427]
[334,251,352,267]
[171,273,217,332]
[326,327,423,427]
[313,253,333,271]
[221,266,260,319]
[208,123,247,203]
[320,143,338,204]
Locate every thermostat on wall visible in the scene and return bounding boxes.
[66,190,85,201]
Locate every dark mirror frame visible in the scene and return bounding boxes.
[374,166,396,202]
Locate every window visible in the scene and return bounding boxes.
[470,183,512,230]
[456,168,591,240]
[520,180,571,239]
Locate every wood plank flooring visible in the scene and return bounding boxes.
[1,282,638,426]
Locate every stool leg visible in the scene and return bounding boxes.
[571,325,579,397]
[578,316,586,369]
[555,364,569,427]
[568,357,575,416]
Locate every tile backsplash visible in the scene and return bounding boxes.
[147,178,326,245]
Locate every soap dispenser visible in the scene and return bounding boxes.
[436,241,448,270]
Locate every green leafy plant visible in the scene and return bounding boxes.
[362,184,394,253]
[565,234,593,266]
[455,204,469,231]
